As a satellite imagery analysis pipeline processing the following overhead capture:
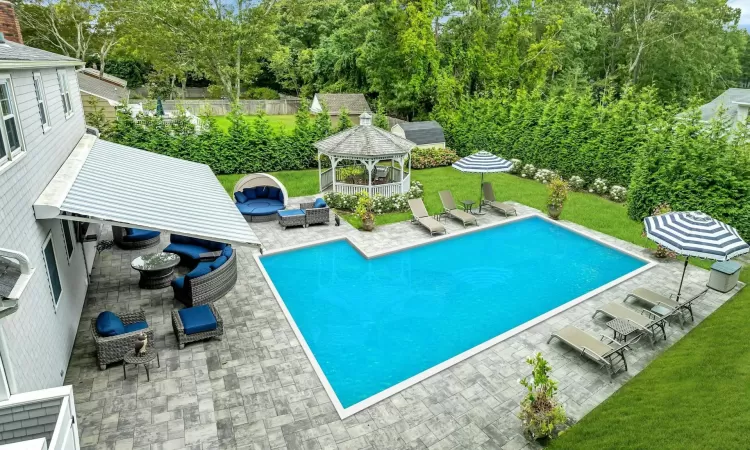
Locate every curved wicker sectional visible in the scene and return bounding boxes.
[112,225,160,250]
[173,251,238,307]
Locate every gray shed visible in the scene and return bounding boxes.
[391,121,446,149]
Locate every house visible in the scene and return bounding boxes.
[391,120,446,149]
[0,2,258,447]
[691,88,750,126]
[76,68,129,123]
[310,93,371,125]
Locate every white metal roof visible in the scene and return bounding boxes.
[34,137,260,247]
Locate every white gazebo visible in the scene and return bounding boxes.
[314,112,416,197]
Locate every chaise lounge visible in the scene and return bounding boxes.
[439,190,478,227]
[624,287,708,326]
[408,198,446,236]
[482,182,517,216]
[548,325,631,377]
[593,302,670,347]
[112,226,161,250]
[233,173,289,222]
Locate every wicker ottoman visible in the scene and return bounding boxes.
[278,209,306,229]
[171,303,224,349]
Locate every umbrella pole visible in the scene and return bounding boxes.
[479,173,484,213]
[676,257,689,302]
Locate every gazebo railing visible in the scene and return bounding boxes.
[334,172,411,197]
[320,168,334,191]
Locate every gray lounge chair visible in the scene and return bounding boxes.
[548,325,631,377]
[481,182,516,216]
[593,302,670,347]
[624,288,708,327]
[438,191,478,227]
[408,198,446,236]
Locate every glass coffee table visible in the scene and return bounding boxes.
[131,252,181,289]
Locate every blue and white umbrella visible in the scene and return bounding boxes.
[644,211,749,299]
[452,151,513,212]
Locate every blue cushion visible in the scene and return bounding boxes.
[164,243,209,261]
[123,321,148,334]
[234,192,248,203]
[124,229,160,242]
[222,246,233,258]
[314,198,327,208]
[186,261,213,280]
[250,205,284,216]
[255,186,269,198]
[125,228,135,236]
[278,209,304,217]
[170,234,192,245]
[210,255,228,270]
[242,188,257,200]
[96,312,125,337]
[268,187,280,200]
[236,203,255,215]
[178,305,217,335]
[171,276,185,290]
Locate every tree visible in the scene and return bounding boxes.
[336,107,352,131]
[373,101,389,129]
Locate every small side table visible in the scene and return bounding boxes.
[131,253,181,289]
[123,348,160,381]
[606,318,640,343]
[461,200,475,214]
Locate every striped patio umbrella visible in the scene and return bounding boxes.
[452,151,513,212]
[644,211,749,300]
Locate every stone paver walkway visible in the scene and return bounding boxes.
[67,199,742,450]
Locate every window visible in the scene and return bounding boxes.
[42,233,62,308]
[61,220,74,261]
[57,69,72,118]
[32,72,49,131]
[0,75,22,164]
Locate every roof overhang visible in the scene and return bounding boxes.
[79,89,122,106]
[0,60,82,70]
[34,135,261,247]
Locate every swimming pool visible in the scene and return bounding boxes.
[258,215,651,417]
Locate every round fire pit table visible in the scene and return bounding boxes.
[131,252,181,289]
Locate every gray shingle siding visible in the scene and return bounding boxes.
[0,398,60,445]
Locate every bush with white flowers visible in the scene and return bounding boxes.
[609,185,627,202]
[534,168,557,184]
[510,158,523,174]
[590,178,608,195]
[521,164,537,178]
[568,175,586,191]
[324,181,423,214]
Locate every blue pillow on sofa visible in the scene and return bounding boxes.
[223,246,233,258]
[242,188,257,200]
[210,255,228,270]
[186,262,213,280]
[255,186,269,198]
[268,187,280,200]
[96,311,125,337]
[314,198,327,208]
[234,192,248,203]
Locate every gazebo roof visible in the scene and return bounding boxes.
[314,121,416,158]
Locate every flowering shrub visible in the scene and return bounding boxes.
[521,164,537,178]
[534,168,557,184]
[323,181,423,214]
[410,147,460,169]
[590,178,608,195]
[510,159,523,174]
[609,185,628,202]
[323,191,358,210]
[568,175,586,191]
[407,181,424,199]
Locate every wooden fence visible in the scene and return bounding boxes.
[160,99,301,116]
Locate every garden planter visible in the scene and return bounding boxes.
[547,205,562,220]
[361,217,375,231]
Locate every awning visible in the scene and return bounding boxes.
[34,135,260,247]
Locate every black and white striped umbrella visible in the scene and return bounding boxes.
[644,211,748,300]
[452,151,513,212]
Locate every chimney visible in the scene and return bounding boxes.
[359,112,372,126]
[0,1,22,44]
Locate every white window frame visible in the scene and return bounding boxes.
[57,69,73,119]
[32,72,50,132]
[0,74,24,167]
[61,220,74,262]
[42,232,63,311]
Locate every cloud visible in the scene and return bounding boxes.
[729,0,750,24]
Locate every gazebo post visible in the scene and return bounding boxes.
[400,155,404,183]
[317,151,322,192]
[331,156,338,193]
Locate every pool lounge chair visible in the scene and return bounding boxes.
[481,182,517,217]
[548,325,630,378]
[593,302,670,347]
[624,288,708,327]
[438,191,478,227]
[408,198,446,236]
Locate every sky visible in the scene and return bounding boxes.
[730,0,750,27]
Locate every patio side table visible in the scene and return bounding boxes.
[606,318,641,343]
[123,348,160,381]
[131,253,180,289]
[460,200,475,214]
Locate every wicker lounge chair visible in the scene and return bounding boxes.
[91,310,154,370]
[593,302,670,347]
[408,198,446,236]
[481,182,517,216]
[301,201,330,226]
[438,191,478,227]
[547,325,631,377]
[112,226,161,250]
[624,288,708,326]
[171,303,224,349]
[172,250,237,307]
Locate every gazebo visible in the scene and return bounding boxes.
[314,112,416,197]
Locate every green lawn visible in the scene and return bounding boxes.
[212,115,296,133]
[219,166,748,448]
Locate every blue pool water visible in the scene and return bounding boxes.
[260,217,646,409]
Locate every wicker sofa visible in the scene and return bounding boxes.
[171,249,237,307]
[112,226,161,250]
[91,310,154,370]
[171,303,224,349]
[301,201,330,226]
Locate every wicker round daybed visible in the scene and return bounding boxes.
[232,173,289,222]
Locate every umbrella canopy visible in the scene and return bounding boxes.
[156,98,164,116]
[452,151,513,173]
[644,211,749,261]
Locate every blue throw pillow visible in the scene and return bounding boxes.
[234,192,248,203]
[222,246,233,258]
[210,255,228,270]
[314,198,327,208]
[125,228,135,236]
[268,187,280,200]
[186,261,213,280]
[255,186,269,198]
[243,188,257,200]
[96,311,125,337]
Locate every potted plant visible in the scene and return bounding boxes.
[518,353,567,442]
[547,177,568,220]
[355,192,376,231]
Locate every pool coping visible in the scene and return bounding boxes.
[254,213,658,419]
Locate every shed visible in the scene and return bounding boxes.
[391,121,446,149]
[310,93,371,125]
[77,69,130,123]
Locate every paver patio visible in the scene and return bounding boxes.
[66,197,742,450]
